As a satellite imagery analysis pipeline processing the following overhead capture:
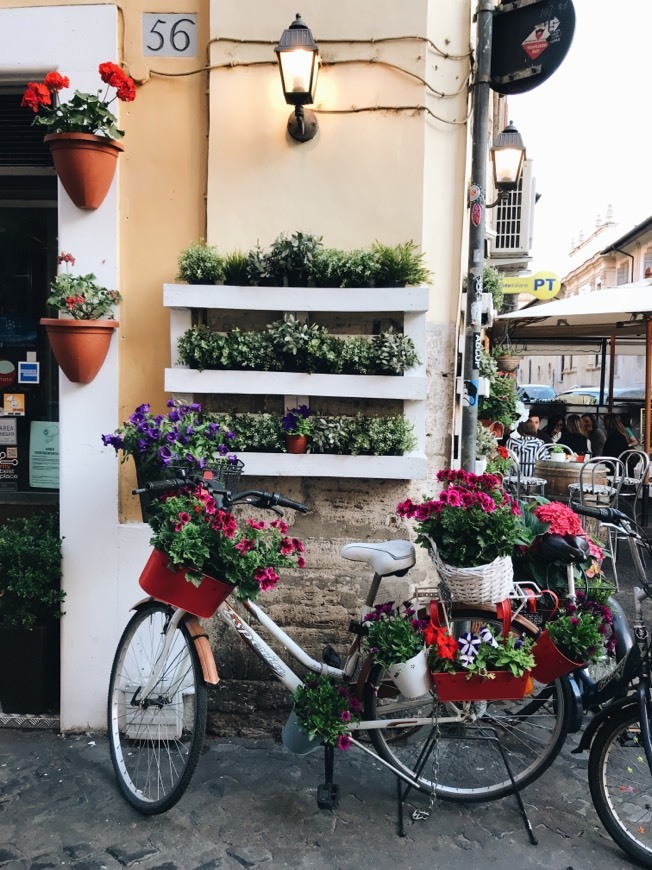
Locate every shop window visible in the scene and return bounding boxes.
[0,89,59,503]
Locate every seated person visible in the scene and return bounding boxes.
[559,413,591,456]
[506,419,545,478]
[539,413,565,444]
[581,413,606,456]
[603,413,631,457]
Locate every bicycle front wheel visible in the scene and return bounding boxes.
[363,605,572,802]
[588,705,652,867]
[107,602,208,814]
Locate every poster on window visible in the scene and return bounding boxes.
[29,421,59,489]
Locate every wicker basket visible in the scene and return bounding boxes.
[429,543,514,604]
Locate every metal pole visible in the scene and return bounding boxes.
[461,0,494,471]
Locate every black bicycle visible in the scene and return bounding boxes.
[569,501,652,867]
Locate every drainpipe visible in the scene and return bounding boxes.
[461,0,494,471]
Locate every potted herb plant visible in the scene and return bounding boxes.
[284,674,361,753]
[397,469,530,604]
[532,600,609,684]
[177,242,225,285]
[40,251,122,384]
[548,444,568,462]
[142,481,306,612]
[282,405,314,453]
[21,63,136,209]
[363,601,429,698]
[426,620,535,701]
[0,514,64,714]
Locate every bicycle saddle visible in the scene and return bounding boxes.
[537,533,590,565]
[340,540,416,577]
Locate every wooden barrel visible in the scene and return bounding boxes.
[533,458,583,503]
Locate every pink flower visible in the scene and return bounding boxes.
[247,519,266,530]
[337,734,351,751]
[270,519,289,534]
[235,539,254,554]
[254,566,280,592]
[297,556,306,568]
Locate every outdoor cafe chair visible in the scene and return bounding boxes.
[568,456,625,589]
[617,448,650,525]
[503,446,546,504]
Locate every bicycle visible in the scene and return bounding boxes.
[565,501,652,868]
[107,469,575,817]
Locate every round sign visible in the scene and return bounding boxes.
[0,359,16,388]
[491,0,576,95]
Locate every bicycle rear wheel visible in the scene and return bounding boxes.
[107,602,208,814]
[363,605,572,802]
[588,705,652,867]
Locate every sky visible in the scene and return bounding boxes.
[507,0,652,278]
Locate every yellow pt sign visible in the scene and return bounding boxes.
[502,271,560,300]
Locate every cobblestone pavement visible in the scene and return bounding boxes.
[0,726,639,869]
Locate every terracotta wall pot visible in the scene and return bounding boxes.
[139,549,234,618]
[531,629,583,684]
[44,132,124,210]
[40,318,119,384]
[286,434,309,454]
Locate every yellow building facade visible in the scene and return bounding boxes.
[0,0,473,729]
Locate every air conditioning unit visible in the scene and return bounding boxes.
[488,159,535,258]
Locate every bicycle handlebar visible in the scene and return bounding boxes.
[132,476,309,513]
[569,501,631,526]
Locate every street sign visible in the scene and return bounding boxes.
[491,0,575,95]
[503,270,561,300]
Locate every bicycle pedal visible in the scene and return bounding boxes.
[317,782,340,810]
[322,644,342,668]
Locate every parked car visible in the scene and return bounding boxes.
[554,386,646,406]
[517,384,557,402]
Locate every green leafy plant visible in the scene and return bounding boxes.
[371,240,430,287]
[549,444,566,454]
[546,604,606,664]
[363,601,425,669]
[177,242,225,285]
[479,346,498,380]
[426,621,534,679]
[482,264,505,312]
[337,249,378,287]
[264,231,323,287]
[147,483,306,601]
[478,372,520,427]
[21,63,136,139]
[291,674,361,750]
[47,252,121,320]
[223,250,250,285]
[397,469,529,567]
[369,330,419,375]
[476,422,499,459]
[0,514,64,628]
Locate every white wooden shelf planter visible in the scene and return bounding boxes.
[163,284,429,479]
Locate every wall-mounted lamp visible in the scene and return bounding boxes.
[274,13,320,142]
[487,121,526,207]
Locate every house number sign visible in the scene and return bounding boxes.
[142,13,198,58]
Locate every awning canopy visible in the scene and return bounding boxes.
[497,278,652,340]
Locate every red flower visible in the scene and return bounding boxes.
[44,71,69,92]
[99,62,127,88]
[116,79,136,102]
[254,566,280,592]
[21,82,51,112]
[235,539,254,554]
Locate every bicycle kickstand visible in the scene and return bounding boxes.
[316,745,340,810]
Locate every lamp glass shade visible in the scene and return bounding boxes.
[277,49,319,105]
[275,13,320,106]
[491,121,526,191]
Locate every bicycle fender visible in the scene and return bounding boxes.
[184,615,219,685]
[572,695,638,754]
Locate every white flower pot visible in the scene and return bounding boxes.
[549,453,567,463]
[474,458,487,475]
[387,649,432,699]
[281,711,320,755]
[477,376,491,397]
